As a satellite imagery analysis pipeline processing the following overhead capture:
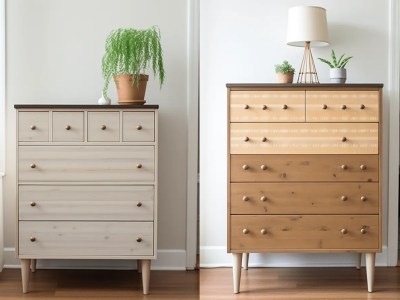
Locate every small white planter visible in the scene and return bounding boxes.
[330,68,347,84]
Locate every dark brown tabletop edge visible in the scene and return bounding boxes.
[226,83,384,88]
[14,104,159,109]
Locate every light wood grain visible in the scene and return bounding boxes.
[122,112,155,142]
[52,111,84,142]
[88,111,120,142]
[18,111,49,142]
[141,259,151,294]
[20,259,30,293]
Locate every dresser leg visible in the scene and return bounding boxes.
[141,259,151,295]
[356,253,362,270]
[366,253,375,293]
[30,259,37,273]
[21,259,30,293]
[137,260,142,274]
[232,253,243,294]
[243,253,249,270]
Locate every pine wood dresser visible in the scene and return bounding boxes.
[227,84,383,293]
[14,104,158,294]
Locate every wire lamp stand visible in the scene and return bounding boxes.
[297,41,319,84]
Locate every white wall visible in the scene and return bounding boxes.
[200,0,392,267]
[4,0,190,269]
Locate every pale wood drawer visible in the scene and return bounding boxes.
[231,183,379,215]
[19,185,154,221]
[231,215,379,251]
[123,112,155,142]
[19,221,153,257]
[230,91,305,122]
[306,91,379,122]
[230,123,378,155]
[88,112,120,142]
[231,155,379,182]
[18,112,49,142]
[19,146,155,182]
[52,112,84,142]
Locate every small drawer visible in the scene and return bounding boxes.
[88,112,120,142]
[52,112,84,142]
[19,221,154,257]
[230,154,379,182]
[230,90,305,122]
[18,112,49,142]
[230,182,379,215]
[19,185,154,221]
[230,215,379,251]
[123,112,155,142]
[306,91,380,122]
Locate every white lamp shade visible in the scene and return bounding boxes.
[286,6,329,47]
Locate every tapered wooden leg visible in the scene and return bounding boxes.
[137,260,142,274]
[232,253,243,294]
[21,259,30,293]
[243,253,249,270]
[141,259,151,295]
[356,253,362,270]
[366,253,376,293]
[30,259,37,273]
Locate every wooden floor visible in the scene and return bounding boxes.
[0,269,199,299]
[200,267,400,299]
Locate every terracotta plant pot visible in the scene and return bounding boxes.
[114,74,149,104]
[277,72,294,84]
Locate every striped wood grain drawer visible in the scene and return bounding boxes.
[18,112,49,142]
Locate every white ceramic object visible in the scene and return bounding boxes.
[330,68,347,84]
[98,94,111,105]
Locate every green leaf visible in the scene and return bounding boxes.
[331,50,338,67]
[339,56,353,68]
[336,54,345,67]
[318,58,334,68]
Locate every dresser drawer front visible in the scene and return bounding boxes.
[19,185,154,221]
[19,221,153,257]
[231,155,379,182]
[306,91,379,122]
[231,183,379,215]
[52,112,84,142]
[231,215,379,251]
[88,112,120,142]
[123,112,155,142]
[230,91,305,122]
[230,123,378,154]
[19,146,155,182]
[18,112,49,142]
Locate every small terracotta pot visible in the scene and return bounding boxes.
[114,74,149,104]
[277,72,294,84]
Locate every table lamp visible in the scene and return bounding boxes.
[286,6,329,83]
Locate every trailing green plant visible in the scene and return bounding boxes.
[318,50,353,69]
[274,60,295,74]
[101,26,165,97]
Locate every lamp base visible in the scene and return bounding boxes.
[297,41,319,84]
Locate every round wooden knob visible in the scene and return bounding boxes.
[341,228,348,235]
[65,125,71,130]
[136,237,142,243]
[260,228,267,235]
[341,164,348,170]
[360,228,367,234]
[242,229,249,234]
[137,202,142,207]
[322,104,328,110]
[137,125,142,130]
[262,137,268,142]
[30,163,36,169]
[244,104,249,109]
[262,105,268,110]
[136,163,142,169]
[30,237,36,242]
[260,164,267,171]
[283,104,288,110]
[341,195,348,201]
[30,125,36,130]
[360,165,367,170]
[30,201,36,207]
[242,164,249,170]
[341,137,347,142]
[360,104,366,110]
[244,137,250,142]
[361,196,367,202]
[242,196,250,202]
[260,196,267,202]
[341,104,347,110]
[101,125,107,130]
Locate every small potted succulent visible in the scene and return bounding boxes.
[275,60,295,84]
[101,26,165,104]
[318,50,352,84]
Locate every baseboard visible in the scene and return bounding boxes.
[3,248,186,270]
[200,246,389,268]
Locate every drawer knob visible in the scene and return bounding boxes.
[137,125,142,130]
[136,237,143,243]
[341,104,347,110]
[360,165,367,170]
[262,105,268,110]
[30,201,36,207]
[137,202,142,207]
[260,164,267,171]
[242,164,249,170]
[244,137,250,142]
[30,125,36,130]
[361,196,367,202]
[341,228,348,235]
[244,104,249,109]
[136,163,143,169]
[242,229,249,234]
[341,164,348,170]
[65,125,71,130]
[322,104,328,110]
[341,137,347,142]
[262,137,268,142]
[260,228,267,235]
[242,196,250,202]
[360,228,367,234]
[341,195,348,201]
[30,236,36,242]
[101,125,107,130]
[360,104,366,110]
[260,195,267,202]
[282,104,288,110]
[30,163,36,169]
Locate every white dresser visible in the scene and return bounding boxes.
[15,104,158,294]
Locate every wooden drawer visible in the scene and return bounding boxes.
[123,112,155,142]
[230,123,378,155]
[230,91,305,122]
[230,215,379,251]
[52,112,84,142]
[231,155,379,182]
[18,112,49,142]
[88,112,120,142]
[231,183,379,215]
[306,91,379,122]
[19,146,155,182]
[19,221,153,257]
[19,185,154,221]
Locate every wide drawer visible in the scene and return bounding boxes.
[230,155,379,182]
[306,91,379,122]
[230,91,305,122]
[231,183,379,215]
[19,185,154,221]
[18,112,49,142]
[19,146,155,182]
[19,221,153,257]
[230,123,378,155]
[52,112,84,142]
[230,215,379,251]
[123,112,155,142]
